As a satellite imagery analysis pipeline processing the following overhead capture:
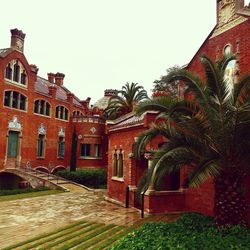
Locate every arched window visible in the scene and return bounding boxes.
[58,136,65,158]
[224,44,232,57]
[55,106,69,120]
[37,134,45,157]
[113,150,118,176]
[112,148,124,178]
[4,60,27,86]
[13,61,20,82]
[20,70,26,85]
[4,91,27,111]
[118,150,124,178]
[5,64,12,80]
[73,110,83,117]
[34,100,51,116]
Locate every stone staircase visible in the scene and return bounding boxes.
[2,215,173,250]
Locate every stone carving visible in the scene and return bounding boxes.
[38,124,46,135]
[211,15,247,38]
[90,127,97,134]
[212,0,247,38]
[58,127,65,137]
[218,0,236,25]
[8,116,22,130]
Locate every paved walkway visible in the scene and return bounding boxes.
[0,185,142,249]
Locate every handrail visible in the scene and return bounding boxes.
[14,160,69,185]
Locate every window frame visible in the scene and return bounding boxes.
[4,60,28,88]
[3,90,27,111]
[55,105,69,121]
[37,134,46,158]
[57,136,65,158]
[34,99,51,117]
[80,143,91,158]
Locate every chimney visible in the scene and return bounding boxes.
[104,89,117,97]
[55,72,65,86]
[49,84,57,98]
[47,73,55,83]
[30,64,39,74]
[67,92,74,103]
[10,28,26,53]
[80,97,91,109]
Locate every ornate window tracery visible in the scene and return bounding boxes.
[5,60,27,86]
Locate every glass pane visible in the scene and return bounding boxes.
[12,92,18,109]
[4,91,11,107]
[34,100,39,113]
[13,62,20,82]
[46,103,50,116]
[60,107,64,119]
[56,106,59,118]
[20,95,26,110]
[40,100,45,114]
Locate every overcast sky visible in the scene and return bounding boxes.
[1,1,249,104]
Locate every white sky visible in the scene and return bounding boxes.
[1,1,250,104]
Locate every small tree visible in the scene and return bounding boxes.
[152,65,180,98]
[70,127,77,172]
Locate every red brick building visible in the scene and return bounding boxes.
[107,0,250,224]
[0,28,108,173]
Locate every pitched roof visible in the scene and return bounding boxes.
[0,48,12,57]
[109,112,145,131]
[93,95,111,110]
[35,76,82,106]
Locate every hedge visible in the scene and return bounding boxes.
[56,169,107,188]
[110,213,250,250]
[0,187,50,196]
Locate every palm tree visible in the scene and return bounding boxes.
[134,54,250,227]
[105,82,148,120]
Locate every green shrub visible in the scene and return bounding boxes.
[56,169,107,188]
[110,213,250,250]
[0,187,50,196]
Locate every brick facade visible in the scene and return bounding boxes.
[0,29,107,173]
[107,0,250,225]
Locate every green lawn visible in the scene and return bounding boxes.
[0,189,63,202]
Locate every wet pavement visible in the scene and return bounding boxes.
[0,185,142,249]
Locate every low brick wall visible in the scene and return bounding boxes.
[144,190,186,214]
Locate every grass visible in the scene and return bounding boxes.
[0,189,63,202]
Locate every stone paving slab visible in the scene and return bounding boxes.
[0,187,142,249]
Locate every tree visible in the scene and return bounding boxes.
[152,65,180,98]
[134,54,250,227]
[70,127,77,172]
[105,82,148,120]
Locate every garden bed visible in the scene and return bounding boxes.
[56,168,107,189]
[110,213,250,250]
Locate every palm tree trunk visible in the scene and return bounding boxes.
[214,172,247,227]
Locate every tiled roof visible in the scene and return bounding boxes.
[0,47,82,107]
[35,77,50,95]
[109,112,145,131]
[93,96,112,110]
[0,48,12,57]
[35,77,82,106]
[56,86,67,101]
